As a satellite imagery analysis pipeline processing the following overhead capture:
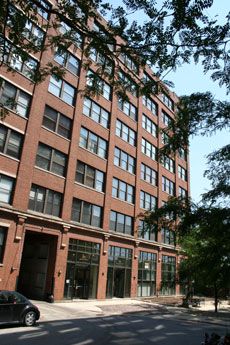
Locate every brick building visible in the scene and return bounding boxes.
[0,1,189,300]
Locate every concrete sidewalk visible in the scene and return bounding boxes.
[34,298,230,327]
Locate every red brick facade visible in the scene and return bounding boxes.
[0,0,189,300]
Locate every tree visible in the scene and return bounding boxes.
[0,0,229,93]
[178,206,230,312]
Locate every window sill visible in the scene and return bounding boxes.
[78,146,107,162]
[0,152,20,163]
[47,91,75,109]
[41,126,71,142]
[111,196,134,207]
[74,182,105,194]
[34,166,66,179]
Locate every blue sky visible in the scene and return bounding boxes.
[108,0,229,202]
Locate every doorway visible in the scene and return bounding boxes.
[64,239,100,299]
[17,231,57,300]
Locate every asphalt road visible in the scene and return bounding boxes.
[0,302,228,345]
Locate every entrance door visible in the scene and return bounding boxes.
[74,266,90,299]
[114,269,125,298]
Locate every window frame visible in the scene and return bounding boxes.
[0,227,7,264]
[35,142,67,177]
[141,138,157,161]
[75,161,105,192]
[48,75,76,106]
[112,177,134,204]
[79,127,107,159]
[0,124,23,160]
[115,119,136,146]
[42,105,72,139]
[83,98,110,128]
[114,147,136,174]
[141,163,157,186]
[71,198,102,228]
[0,79,31,118]
[109,211,133,235]
[28,184,62,217]
[0,173,15,204]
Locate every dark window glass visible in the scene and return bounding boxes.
[28,184,62,217]
[0,80,31,118]
[71,199,102,228]
[36,143,67,177]
[42,105,72,139]
[79,127,107,159]
[114,147,135,174]
[109,211,133,235]
[0,227,7,263]
[0,125,23,159]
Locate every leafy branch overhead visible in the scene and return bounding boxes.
[0,0,229,94]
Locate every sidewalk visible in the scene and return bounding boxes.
[41,297,230,326]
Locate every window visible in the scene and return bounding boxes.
[138,251,157,297]
[118,98,137,121]
[142,96,157,116]
[112,178,134,203]
[0,79,31,118]
[162,155,175,173]
[178,147,187,161]
[161,228,175,245]
[119,71,138,97]
[54,49,80,75]
[142,114,157,138]
[114,147,135,174]
[110,211,133,235]
[141,163,157,186]
[178,165,187,181]
[36,143,67,176]
[0,174,14,204]
[24,20,45,47]
[162,93,174,111]
[59,21,83,49]
[140,191,157,210]
[31,0,51,20]
[79,127,107,159]
[42,105,72,139]
[83,98,110,128]
[162,132,170,144]
[0,40,38,80]
[138,220,157,241]
[120,53,138,73]
[142,73,157,93]
[76,161,105,192]
[71,198,102,227]
[179,186,187,198]
[86,70,111,101]
[8,6,45,47]
[162,111,172,126]
[93,22,115,51]
[90,48,113,75]
[141,138,157,161]
[0,227,7,263]
[0,125,23,159]
[161,255,176,295]
[116,120,136,146]
[48,75,76,105]
[162,176,175,196]
[29,184,62,217]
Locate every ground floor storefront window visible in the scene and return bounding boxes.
[106,246,132,298]
[161,255,176,295]
[138,251,156,297]
[64,239,100,299]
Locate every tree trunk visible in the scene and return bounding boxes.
[214,283,218,313]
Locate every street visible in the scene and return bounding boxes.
[0,301,228,345]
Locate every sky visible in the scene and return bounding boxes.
[108,0,229,202]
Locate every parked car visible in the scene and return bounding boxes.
[0,290,40,326]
